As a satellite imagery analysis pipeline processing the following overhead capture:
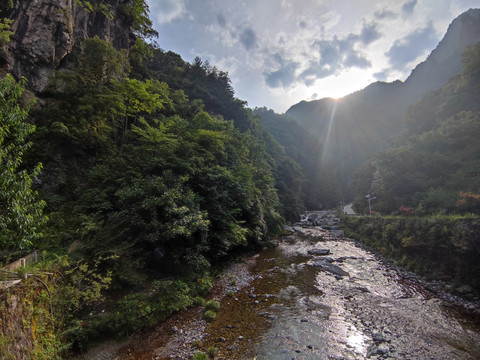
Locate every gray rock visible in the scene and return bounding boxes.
[372,331,386,342]
[367,343,389,357]
[318,263,350,277]
[308,248,330,256]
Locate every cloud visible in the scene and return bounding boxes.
[373,69,391,81]
[385,23,438,70]
[217,14,226,28]
[264,60,300,88]
[374,9,397,19]
[401,0,417,17]
[300,63,336,85]
[239,28,258,50]
[299,34,372,84]
[317,39,342,66]
[344,52,371,68]
[359,22,381,45]
[151,0,187,24]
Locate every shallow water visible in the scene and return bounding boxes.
[202,226,480,360]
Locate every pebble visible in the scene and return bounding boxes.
[238,336,244,340]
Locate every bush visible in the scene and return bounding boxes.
[193,351,208,360]
[204,300,220,312]
[193,296,206,306]
[203,310,216,322]
[207,346,218,359]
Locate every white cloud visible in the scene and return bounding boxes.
[151,0,187,24]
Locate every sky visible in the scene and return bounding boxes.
[145,0,479,113]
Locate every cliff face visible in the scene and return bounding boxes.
[1,0,133,91]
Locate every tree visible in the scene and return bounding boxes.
[0,75,47,249]
[0,18,13,46]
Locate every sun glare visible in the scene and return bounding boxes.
[321,99,338,164]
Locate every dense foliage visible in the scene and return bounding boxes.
[353,43,480,215]
[343,215,480,293]
[0,75,47,250]
[28,35,286,278]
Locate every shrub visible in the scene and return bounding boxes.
[204,300,220,312]
[193,296,206,306]
[207,346,218,359]
[193,351,208,360]
[203,310,216,322]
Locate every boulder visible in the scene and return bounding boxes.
[308,248,330,256]
[316,263,350,277]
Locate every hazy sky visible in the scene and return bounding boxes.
[145,0,479,113]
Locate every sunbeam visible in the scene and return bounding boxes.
[321,100,338,164]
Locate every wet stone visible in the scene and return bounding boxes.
[308,248,331,256]
[367,343,390,357]
[317,263,350,277]
[372,331,386,342]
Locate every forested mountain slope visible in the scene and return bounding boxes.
[254,107,341,210]
[353,42,480,214]
[286,8,480,192]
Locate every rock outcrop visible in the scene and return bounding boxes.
[1,0,134,91]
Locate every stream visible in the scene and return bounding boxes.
[83,212,480,360]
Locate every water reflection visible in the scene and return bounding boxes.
[346,326,366,355]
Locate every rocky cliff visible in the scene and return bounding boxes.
[0,0,134,91]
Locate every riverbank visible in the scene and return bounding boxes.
[78,213,480,359]
[342,214,480,297]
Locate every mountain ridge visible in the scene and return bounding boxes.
[284,8,480,193]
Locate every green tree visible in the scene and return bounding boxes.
[0,18,13,46]
[0,75,47,249]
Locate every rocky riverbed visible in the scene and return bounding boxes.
[80,211,480,360]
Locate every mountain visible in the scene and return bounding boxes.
[352,41,480,214]
[285,8,480,194]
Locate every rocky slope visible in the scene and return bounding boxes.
[0,0,133,91]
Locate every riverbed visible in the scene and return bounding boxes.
[82,217,480,360]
